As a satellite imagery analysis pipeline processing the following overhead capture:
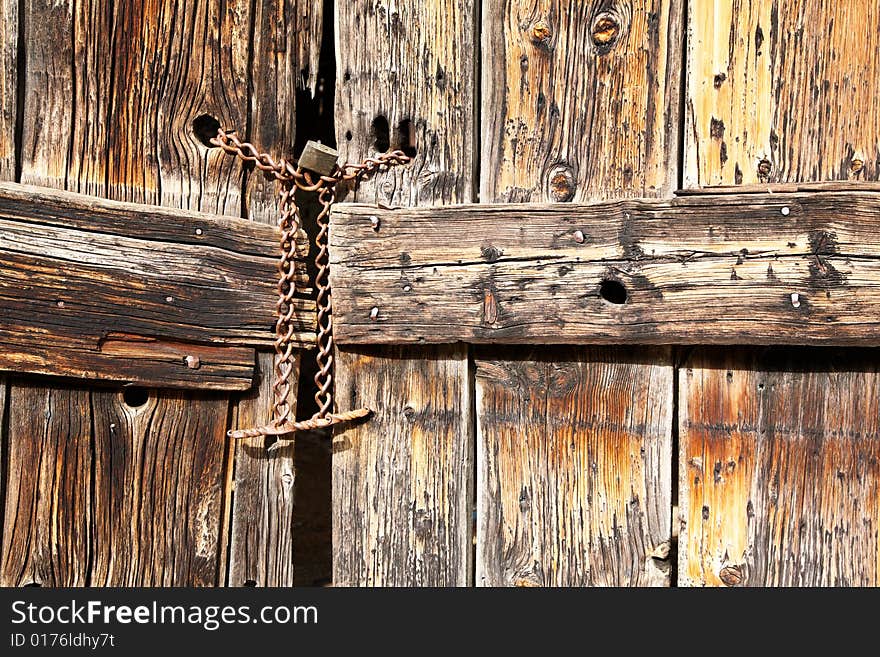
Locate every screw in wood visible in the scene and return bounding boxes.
[166,296,174,303]
[403,285,412,292]
[183,355,201,369]
[370,306,379,320]
[195,228,203,235]
[781,206,790,216]
[573,229,585,244]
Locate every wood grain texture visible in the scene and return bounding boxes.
[0,0,15,180]
[679,348,880,586]
[0,182,314,389]
[476,347,672,586]
[226,0,319,587]
[1,384,92,586]
[332,191,880,346]
[19,0,248,211]
[334,0,477,206]
[685,0,880,187]
[1,0,258,586]
[482,0,682,202]
[682,0,880,588]
[331,0,476,586]
[478,0,680,586]
[227,352,298,586]
[332,346,472,586]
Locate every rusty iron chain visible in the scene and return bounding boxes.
[211,128,410,439]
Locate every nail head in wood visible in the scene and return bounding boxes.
[781,206,790,216]
[369,306,379,320]
[370,215,380,231]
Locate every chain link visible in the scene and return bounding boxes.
[212,129,410,439]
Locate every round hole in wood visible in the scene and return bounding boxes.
[599,278,627,304]
[192,114,222,148]
[123,387,150,408]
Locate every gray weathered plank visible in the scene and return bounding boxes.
[335,0,477,208]
[333,345,472,586]
[332,0,476,586]
[332,191,880,346]
[679,348,880,586]
[477,0,681,586]
[680,0,880,587]
[476,347,673,586]
[0,181,314,389]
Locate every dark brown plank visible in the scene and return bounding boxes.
[0,182,314,389]
[1,384,92,586]
[0,0,256,586]
[685,0,880,187]
[332,0,476,586]
[679,348,880,586]
[331,192,880,346]
[477,0,681,586]
[226,0,322,587]
[476,347,673,586]
[332,346,472,586]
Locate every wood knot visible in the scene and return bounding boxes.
[591,12,621,52]
[757,158,772,181]
[548,164,575,202]
[530,19,553,48]
[719,564,745,586]
[850,157,865,175]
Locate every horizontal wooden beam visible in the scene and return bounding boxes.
[330,190,880,346]
[0,183,314,390]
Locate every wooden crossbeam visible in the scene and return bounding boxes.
[330,190,880,346]
[0,182,314,390]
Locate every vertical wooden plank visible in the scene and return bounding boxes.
[1,0,252,586]
[332,0,476,586]
[476,348,673,586]
[226,0,321,588]
[333,346,472,586]
[477,0,682,585]
[2,385,92,586]
[0,0,15,180]
[685,0,880,188]
[334,0,476,207]
[482,0,682,202]
[681,2,880,586]
[679,349,880,587]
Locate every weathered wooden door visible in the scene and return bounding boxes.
[2,0,879,588]
[330,0,880,587]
